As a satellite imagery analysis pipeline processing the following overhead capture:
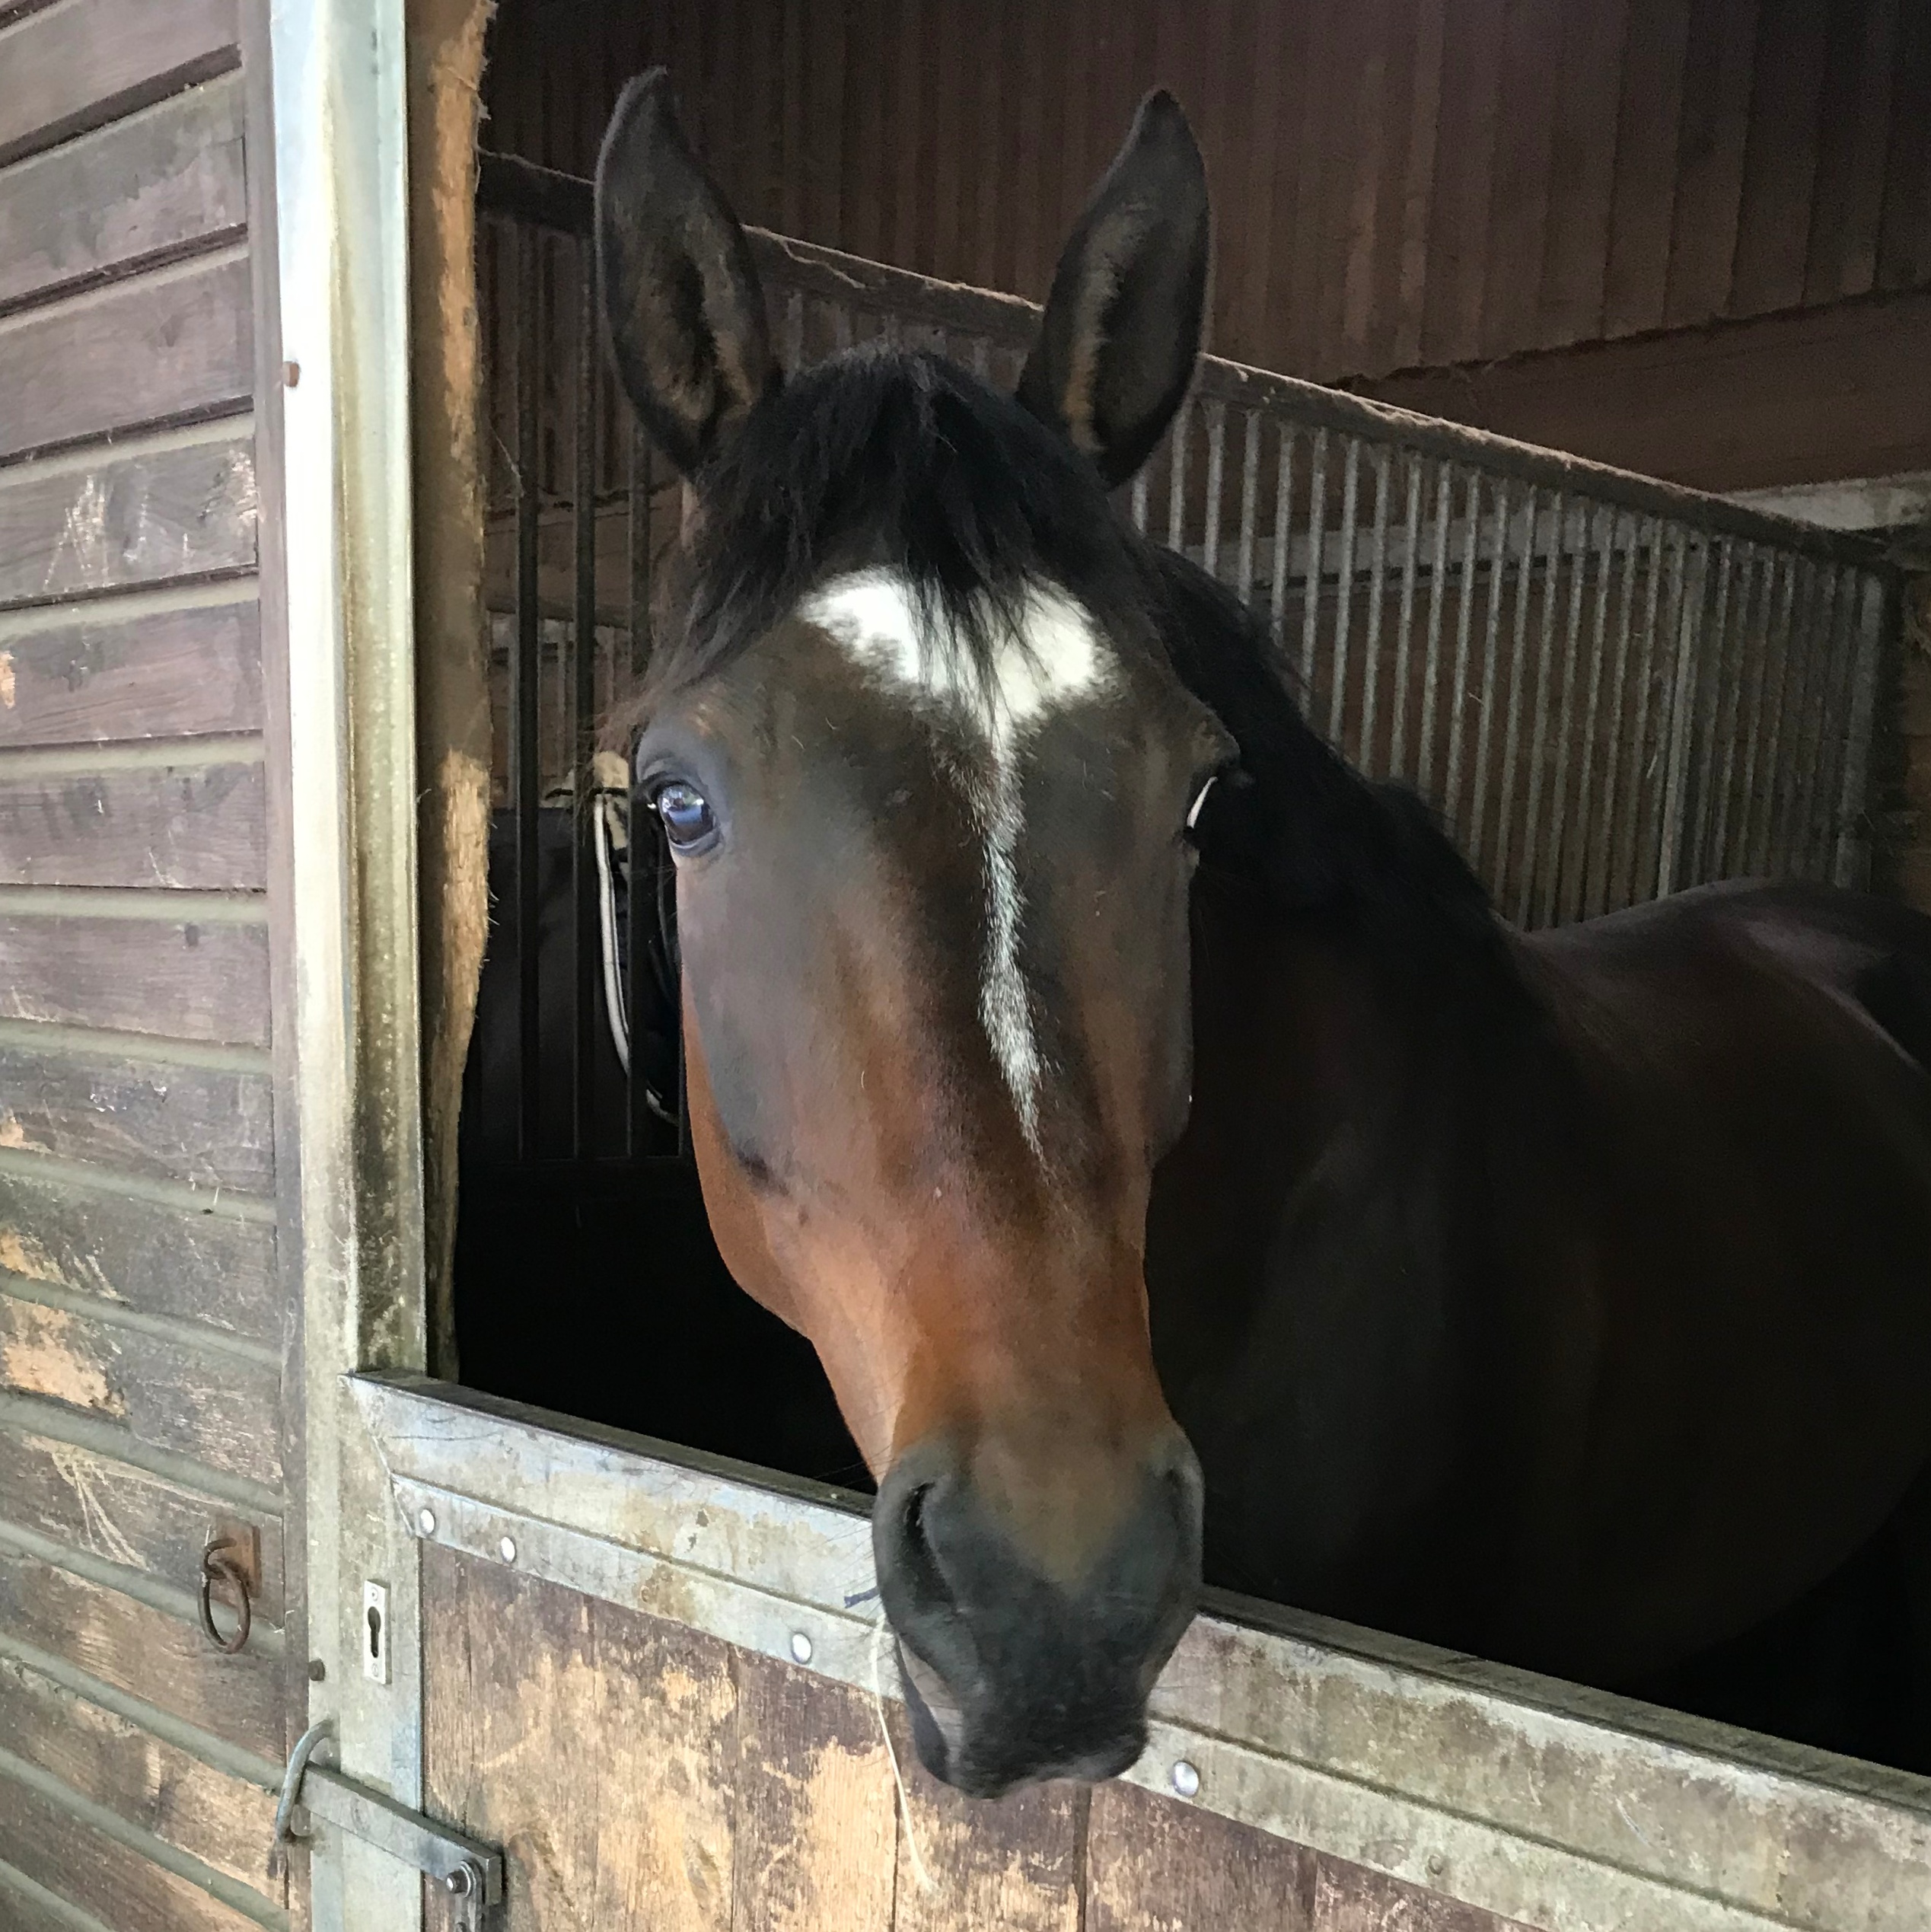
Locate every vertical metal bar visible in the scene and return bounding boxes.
[1298,429,1330,692]
[1167,401,1192,551]
[1442,470,1484,827]
[1465,478,1515,872]
[1564,508,1616,923]
[1202,400,1226,582]
[572,242,601,1158]
[1327,438,1363,744]
[1269,427,1295,658]
[1234,409,1261,602]
[1654,532,1710,899]
[1689,540,1737,882]
[1416,462,1454,799]
[1130,469,1150,534]
[1767,562,1828,873]
[1805,566,1861,879]
[1745,554,1801,875]
[1590,514,1646,917]
[513,226,543,1160]
[624,419,655,1156]
[1388,455,1423,784]
[1708,545,1761,877]
[1515,493,1568,924]
[1834,573,1888,888]
[1617,521,1677,907]
[1538,500,1592,927]
[1490,487,1541,901]
[1784,566,1843,875]
[1357,446,1394,774]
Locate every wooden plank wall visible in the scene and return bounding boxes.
[425,1548,1526,1932]
[0,5,295,1930]
[483,0,1931,391]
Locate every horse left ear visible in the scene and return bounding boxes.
[596,69,778,477]
[1016,91,1209,488]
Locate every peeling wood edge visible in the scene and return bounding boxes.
[352,1372,1931,1932]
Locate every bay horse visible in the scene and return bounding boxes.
[592,73,1931,1796]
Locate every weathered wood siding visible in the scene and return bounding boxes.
[0,4,294,1927]
[423,1546,1529,1932]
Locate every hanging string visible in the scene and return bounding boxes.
[869,1613,936,1894]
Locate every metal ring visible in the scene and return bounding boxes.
[197,1539,253,1654]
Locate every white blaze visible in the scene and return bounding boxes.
[798,568,1111,1154]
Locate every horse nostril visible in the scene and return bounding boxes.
[890,1480,954,1618]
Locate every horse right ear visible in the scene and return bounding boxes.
[1016,91,1209,488]
[596,70,777,477]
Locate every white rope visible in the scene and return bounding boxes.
[592,792,631,1076]
[869,1614,935,1893]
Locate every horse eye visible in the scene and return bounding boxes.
[655,781,716,852]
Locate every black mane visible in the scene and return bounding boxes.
[629,343,1511,980]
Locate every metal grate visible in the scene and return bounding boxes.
[473,151,1898,1159]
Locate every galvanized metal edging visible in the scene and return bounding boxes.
[352,1373,1931,1932]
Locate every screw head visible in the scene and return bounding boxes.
[789,1631,814,1665]
[1169,1758,1201,1799]
[416,1507,436,1538]
[499,1535,518,1564]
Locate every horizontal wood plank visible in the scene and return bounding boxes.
[1313,1851,1525,1930]
[0,1755,266,1932]
[0,1159,278,1341]
[0,429,257,613]
[0,1423,283,1621]
[0,0,240,171]
[0,758,266,888]
[0,1541,282,1761]
[0,591,262,747]
[0,72,246,314]
[0,1293,282,1489]
[0,1650,282,1895]
[0,908,269,1047]
[0,250,252,464]
[0,1041,272,1195]
[0,1860,99,1932]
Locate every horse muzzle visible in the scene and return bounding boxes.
[871,1427,1204,1797]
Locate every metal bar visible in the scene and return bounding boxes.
[1202,400,1226,582]
[1356,447,1394,773]
[1416,462,1455,799]
[1590,515,1646,917]
[1708,546,1761,878]
[1745,554,1800,875]
[1565,508,1617,923]
[624,423,654,1156]
[1538,500,1591,926]
[1834,573,1889,888]
[572,244,601,1158]
[1442,470,1483,828]
[1806,566,1862,880]
[1765,561,1827,874]
[1327,438,1363,744]
[1269,427,1295,655]
[1234,409,1261,601]
[513,225,543,1161]
[1388,455,1423,784]
[1688,540,1737,883]
[1490,486,1541,901]
[1168,401,1193,551]
[1785,565,1844,876]
[1464,478,1515,871]
[1617,521,1677,907]
[1299,429,1330,693]
[1654,533,1709,899]
[1515,493,1568,924]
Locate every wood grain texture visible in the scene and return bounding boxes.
[0,1291,282,1489]
[0,429,256,615]
[423,1545,739,1932]
[1314,1852,1528,1930]
[0,1154,278,1340]
[0,1422,284,1619]
[731,1647,897,1932]
[0,1541,282,1760]
[0,1042,272,1196]
[0,71,247,313]
[0,908,270,1047]
[0,758,266,889]
[0,1648,282,1894]
[0,0,239,171]
[0,250,252,463]
[0,1758,266,1932]
[0,591,263,748]
[1087,1777,1317,1931]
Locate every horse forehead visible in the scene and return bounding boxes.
[795,567,1114,744]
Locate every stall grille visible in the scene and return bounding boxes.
[473,150,1898,1163]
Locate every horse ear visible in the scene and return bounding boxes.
[1016,91,1209,488]
[595,70,777,477]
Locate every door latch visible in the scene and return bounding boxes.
[274,1720,504,1928]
